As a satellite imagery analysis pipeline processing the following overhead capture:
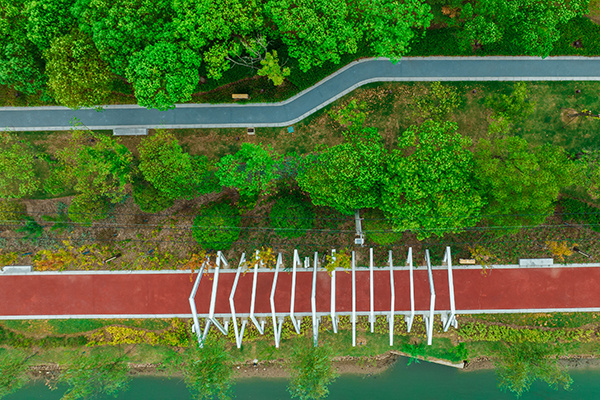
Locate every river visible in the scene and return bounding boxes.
[7,357,600,400]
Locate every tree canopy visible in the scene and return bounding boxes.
[473,136,574,230]
[126,42,201,110]
[58,349,130,400]
[287,342,338,400]
[138,130,207,200]
[297,127,385,215]
[0,132,40,199]
[51,129,132,203]
[381,120,483,239]
[181,339,234,400]
[216,142,279,199]
[454,0,588,57]
[45,31,112,109]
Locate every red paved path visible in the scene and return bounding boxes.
[1,267,600,318]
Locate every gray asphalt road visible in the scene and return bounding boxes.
[2,56,600,131]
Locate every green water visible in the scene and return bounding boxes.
[7,358,600,400]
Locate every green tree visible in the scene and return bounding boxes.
[381,120,483,239]
[297,127,385,215]
[414,81,463,121]
[51,129,132,203]
[0,349,32,399]
[270,193,314,238]
[45,31,112,109]
[182,338,234,400]
[288,342,338,400]
[485,82,535,134]
[25,0,76,51]
[132,178,174,213]
[216,143,279,201]
[0,199,27,225]
[473,136,574,230]
[257,50,290,86]
[126,42,201,110]
[265,0,361,72]
[59,349,130,400]
[355,0,432,61]
[192,202,241,250]
[73,0,174,76]
[454,0,587,57]
[0,0,47,95]
[173,0,264,80]
[138,130,212,200]
[68,194,109,224]
[494,342,572,398]
[0,132,40,199]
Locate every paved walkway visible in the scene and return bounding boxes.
[2,264,600,319]
[1,56,600,132]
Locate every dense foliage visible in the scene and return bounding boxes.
[382,120,483,239]
[3,0,590,109]
[270,193,315,238]
[0,132,40,199]
[58,349,131,400]
[138,130,213,200]
[473,136,574,230]
[287,342,338,400]
[192,202,241,250]
[181,339,234,400]
[494,342,572,397]
[0,349,30,399]
[298,127,385,215]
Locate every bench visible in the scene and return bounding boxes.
[232,94,249,100]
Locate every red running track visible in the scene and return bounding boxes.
[1,266,600,318]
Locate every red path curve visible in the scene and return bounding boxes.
[1,266,600,318]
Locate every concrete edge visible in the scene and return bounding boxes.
[2,263,598,275]
[3,307,600,320]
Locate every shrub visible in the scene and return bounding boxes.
[270,194,314,238]
[0,199,27,226]
[132,180,174,214]
[68,195,109,224]
[192,202,241,250]
[560,198,600,232]
[362,208,402,245]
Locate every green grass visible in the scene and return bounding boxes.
[0,318,171,336]
[469,312,600,329]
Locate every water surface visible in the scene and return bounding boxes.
[8,358,600,400]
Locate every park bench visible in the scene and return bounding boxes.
[232,93,249,99]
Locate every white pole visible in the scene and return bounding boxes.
[425,250,436,346]
[189,260,207,346]
[290,250,302,334]
[330,249,337,333]
[352,251,356,347]
[405,248,415,332]
[229,254,246,348]
[388,251,395,346]
[270,253,283,347]
[250,254,265,334]
[311,252,319,346]
[209,260,227,335]
[370,247,374,333]
[443,246,457,332]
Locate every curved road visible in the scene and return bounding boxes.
[1,56,600,132]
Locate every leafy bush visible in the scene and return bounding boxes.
[560,198,600,232]
[132,179,174,213]
[270,194,314,238]
[0,199,27,226]
[68,195,109,224]
[16,216,44,241]
[192,202,241,250]
[362,208,402,245]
